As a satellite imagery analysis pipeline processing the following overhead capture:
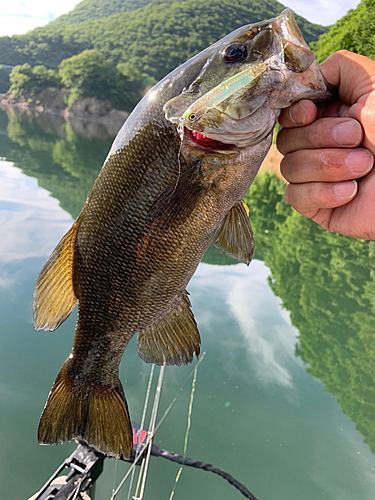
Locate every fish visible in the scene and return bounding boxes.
[33,8,333,459]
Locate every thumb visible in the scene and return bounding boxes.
[320,50,375,105]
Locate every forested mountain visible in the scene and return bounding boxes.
[0,0,327,79]
[51,0,152,27]
[312,0,374,62]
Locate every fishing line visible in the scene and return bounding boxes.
[112,365,165,500]
[133,457,146,499]
[152,352,205,438]
[168,361,199,500]
[141,364,155,430]
[109,354,206,500]
[171,118,185,195]
[137,364,165,499]
[111,458,118,498]
[126,363,155,500]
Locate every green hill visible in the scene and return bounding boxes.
[312,0,375,62]
[0,0,327,80]
[51,0,152,27]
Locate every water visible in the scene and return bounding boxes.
[0,106,374,500]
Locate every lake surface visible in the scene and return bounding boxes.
[1,106,375,500]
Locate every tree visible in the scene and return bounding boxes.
[0,66,10,93]
[312,0,375,63]
[114,62,155,110]
[58,49,117,104]
[8,63,59,96]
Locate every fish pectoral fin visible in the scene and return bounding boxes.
[149,164,209,228]
[213,200,254,265]
[137,292,201,366]
[33,212,84,331]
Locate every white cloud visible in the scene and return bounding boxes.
[282,0,360,26]
[0,161,72,262]
[0,1,79,37]
[0,13,56,37]
[192,262,302,389]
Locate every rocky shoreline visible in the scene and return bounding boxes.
[0,87,129,133]
[0,88,284,179]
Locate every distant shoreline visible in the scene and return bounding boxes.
[0,90,284,180]
[0,87,129,129]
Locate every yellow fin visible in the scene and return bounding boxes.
[33,215,82,331]
[214,200,254,265]
[38,366,133,459]
[137,292,200,366]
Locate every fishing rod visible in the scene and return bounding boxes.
[28,422,259,500]
[28,359,260,500]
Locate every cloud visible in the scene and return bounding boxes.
[0,161,72,262]
[192,262,302,389]
[225,263,301,388]
[0,0,80,37]
[283,0,360,26]
[0,13,55,36]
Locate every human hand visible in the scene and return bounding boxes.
[277,50,375,239]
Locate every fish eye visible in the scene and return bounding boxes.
[188,113,196,121]
[222,44,248,64]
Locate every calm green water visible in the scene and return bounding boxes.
[1,106,375,500]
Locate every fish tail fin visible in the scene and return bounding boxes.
[38,365,133,459]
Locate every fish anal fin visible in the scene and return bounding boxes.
[137,292,201,366]
[33,213,84,332]
[214,200,254,265]
[38,364,133,459]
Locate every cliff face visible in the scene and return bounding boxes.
[0,87,129,131]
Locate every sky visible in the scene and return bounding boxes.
[0,0,362,37]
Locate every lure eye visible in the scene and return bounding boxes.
[222,44,248,64]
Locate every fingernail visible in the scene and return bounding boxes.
[345,149,373,174]
[289,102,305,125]
[333,121,362,146]
[334,180,357,198]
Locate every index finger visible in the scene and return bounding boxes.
[278,100,318,128]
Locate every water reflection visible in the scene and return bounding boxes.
[244,172,375,455]
[1,106,375,499]
[0,106,114,218]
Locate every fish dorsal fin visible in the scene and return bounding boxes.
[214,200,254,265]
[137,292,201,366]
[33,214,83,331]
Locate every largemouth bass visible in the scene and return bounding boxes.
[34,9,333,459]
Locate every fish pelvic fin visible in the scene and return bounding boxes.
[214,200,254,265]
[137,291,201,366]
[33,211,84,331]
[38,366,133,459]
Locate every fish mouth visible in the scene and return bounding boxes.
[188,129,235,151]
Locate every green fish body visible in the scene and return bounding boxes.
[34,9,333,458]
